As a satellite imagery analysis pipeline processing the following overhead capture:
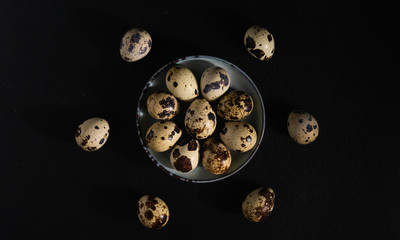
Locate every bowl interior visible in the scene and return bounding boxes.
[136,55,265,183]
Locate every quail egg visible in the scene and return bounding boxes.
[220,121,257,152]
[166,65,199,101]
[170,138,200,173]
[217,90,254,121]
[120,28,152,62]
[244,25,275,61]
[202,138,232,175]
[145,121,182,152]
[137,195,169,229]
[287,110,319,144]
[75,117,109,151]
[200,66,230,101]
[146,91,180,120]
[184,98,217,139]
[242,187,275,222]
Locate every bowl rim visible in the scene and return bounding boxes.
[136,55,266,183]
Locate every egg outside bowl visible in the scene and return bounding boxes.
[136,55,265,183]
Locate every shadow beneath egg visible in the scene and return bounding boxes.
[198,177,260,215]
[196,4,263,53]
[67,7,131,56]
[149,32,205,64]
[87,185,144,221]
[179,59,215,78]
[264,97,295,136]
[19,104,89,143]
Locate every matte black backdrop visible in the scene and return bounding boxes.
[1,0,398,239]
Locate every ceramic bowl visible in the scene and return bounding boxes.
[136,55,265,183]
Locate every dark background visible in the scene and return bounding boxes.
[1,0,398,239]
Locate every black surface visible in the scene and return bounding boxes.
[1,1,398,239]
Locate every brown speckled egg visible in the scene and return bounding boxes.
[75,117,109,151]
[200,66,230,101]
[145,121,182,152]
[166,65,199,101]
[184,99,217,139]
[120,28,152,62]
[217,90,254,121]
[242,187,275,222]
[137,195,169,229]
[287,110,319,144]
[170,138,200,173]
[201,138,231,175]
[146,91,180,120]
[244,25,275,61]
[220,121,257,152]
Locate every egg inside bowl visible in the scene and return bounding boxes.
[136,55,265,183]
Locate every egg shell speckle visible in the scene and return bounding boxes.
[170,138,200,173]
[242,187,275,222]
[137,195,169,229]
[145,121,182,152]
[217,90,254,121]
[200,66,230,101]
[287,110,319,144]
[220,121,257,152]
[244,25,275,61]
[201,138,232,175]
[75,117,109,152]
[146,91,180,120]
[120,28,152,62]
[166,65,199,101]
[184,98,217,139]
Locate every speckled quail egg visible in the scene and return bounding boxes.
[184,98,217,139]
[242,187,275,222]
[217,90,254,121]
[244,25,275,61]
[120,28,152,62]
[146,91,180,120]
[75,117,109,151]
[220,121,257,152]
[200,66,230,101]
[170,138,200,173]
[202,138,232,175]
[137,195,169,229]
[166,65,199,101]
[145,121,182,152]
[287,110,319,144]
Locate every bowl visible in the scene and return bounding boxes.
[136,55,265,183]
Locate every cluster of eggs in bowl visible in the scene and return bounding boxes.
[136,55,266,183]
